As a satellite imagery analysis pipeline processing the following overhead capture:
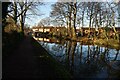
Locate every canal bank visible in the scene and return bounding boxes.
[94,39,120,50]
[49,35,120,50]
[3,36,71,79]
[69,37,120,50]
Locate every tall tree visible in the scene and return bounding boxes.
[72,1,77,39]
[2,2,11,33]
[50,2,71,37]
[38,17,51,26]
[7,1,43,34]
[50,2,78,39]
[87,2,95,37]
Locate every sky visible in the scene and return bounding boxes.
[25,0,120,28]
[25,2,56,27]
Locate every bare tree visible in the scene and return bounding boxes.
[38,17,51,27]
[72,1,77,39]
[2,2,11,34]
[50,2,78,39]
[50,2,71,36]
[7,1,43,34]
[106,2,119,41]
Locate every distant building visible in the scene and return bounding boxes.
[32,26,120,38]
[32,26,53,32]
[32,26,66,33]
[32,26,66,37]
[76,27,120,37]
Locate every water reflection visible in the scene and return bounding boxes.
[34,37,120,78]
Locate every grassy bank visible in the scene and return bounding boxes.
[77,37,120,49]
[94,39,120,50]
[43,35,120,49]
[30,37,72,79]
[3,31,24,59]
[65,37,120,49]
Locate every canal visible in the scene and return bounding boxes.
[34,37,120,79]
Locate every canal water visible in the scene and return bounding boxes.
[34,37,120,78]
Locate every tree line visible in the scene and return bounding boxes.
[49,1,120,41]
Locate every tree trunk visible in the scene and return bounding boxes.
[112,13,119,42]
[2,2,11,34]
[68,3,72,38]
[19,2,27,35]
[13,2,17,24]
[81,8,85,36]
[72,2,77,39]
[20,15,24,33]
[89,15,92,38]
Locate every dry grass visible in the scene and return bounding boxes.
[94,39,120,49]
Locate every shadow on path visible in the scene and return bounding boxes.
[3,36,70,79]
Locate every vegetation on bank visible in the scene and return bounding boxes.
[2,2,35,58]
[31,37,72,79]
[3,31,24,58]
[36,33,120,50]
[94,39,120,50]
[69,37,120,49]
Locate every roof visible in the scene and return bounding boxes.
[32,26,66,29]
